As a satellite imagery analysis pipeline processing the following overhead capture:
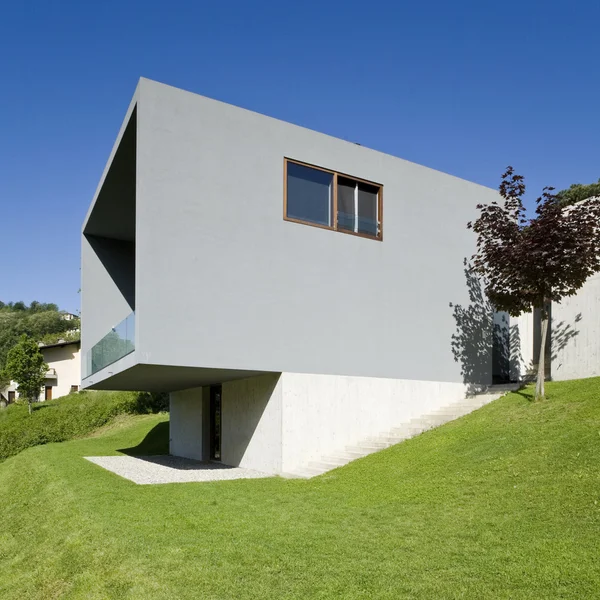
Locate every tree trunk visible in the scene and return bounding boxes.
[28,400,32,415]
[535,316,549,401]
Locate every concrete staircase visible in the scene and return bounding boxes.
[282,384,520,479]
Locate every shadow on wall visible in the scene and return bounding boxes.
[491,315,524,384]
[222,373,280,468]
[450,260,583,388]
[549,313,582,377]
[449,262,493,394]
[510,311,581,383]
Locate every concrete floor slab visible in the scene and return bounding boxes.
[85,455,272,484]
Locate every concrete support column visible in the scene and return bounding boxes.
[169,386,204,460]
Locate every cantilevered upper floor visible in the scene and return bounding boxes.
[81,78,499,393]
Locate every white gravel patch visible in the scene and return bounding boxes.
[85,455,272,485]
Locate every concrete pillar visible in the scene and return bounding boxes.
[169,386,204,460]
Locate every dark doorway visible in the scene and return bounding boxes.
[209,385,222,461]
[45,386,53,401]
[492,311,511,384]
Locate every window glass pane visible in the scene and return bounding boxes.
[286,162,333,227]
[358,182,378,236]
[337,177,356,232]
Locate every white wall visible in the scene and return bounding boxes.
[169,373,467,475]
[551,272,600,381]
[280,373,467,472]
[222,374,283,474]
[170,387,204,460]
[40,344,81,401]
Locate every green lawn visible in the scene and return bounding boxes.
[1,379,599,599]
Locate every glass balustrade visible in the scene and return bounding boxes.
[85,312,135,377]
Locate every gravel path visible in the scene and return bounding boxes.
[85,455,272,484]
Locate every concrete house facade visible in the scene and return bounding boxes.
[81,78,503,475]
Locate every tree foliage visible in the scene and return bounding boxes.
[4,335,48,413]
[468,167,600,399]
[0,301,79,378]
[556,179,600,207]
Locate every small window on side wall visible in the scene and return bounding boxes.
[285,161,333,227]
[284,159,382,240]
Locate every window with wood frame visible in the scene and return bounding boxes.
[284,158,383,240]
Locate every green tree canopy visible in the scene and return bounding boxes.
[4,335,48,413]
[468,167,600,401]
[556,179,600,207]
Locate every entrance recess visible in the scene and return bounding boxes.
[209,385,222,461]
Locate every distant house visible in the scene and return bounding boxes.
[38,339,82,400]
[60,312,79,322]
[1,339,81,404]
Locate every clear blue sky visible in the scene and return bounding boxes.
[1,0,598,314]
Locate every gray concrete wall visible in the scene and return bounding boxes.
[81,235,134,369]
[81,93,137,383]
[132,78,497,385]
[221,374,282,474]
[170,387,204,460]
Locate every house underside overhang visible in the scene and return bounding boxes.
[83,363,270,393]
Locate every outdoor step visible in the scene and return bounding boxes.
[330,449,371,460]
[328,451,363,462]
[389,427,425,438]
[279,471,308,479]
[364,435,408,445]
[310,455,349,467]
[308,461,343,472]
[408,418,444,429]
[289,387,517,477]
[345,444,387,453]
[286,467,322,478]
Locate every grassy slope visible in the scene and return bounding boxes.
[0,391,165,461]
[1,379,599,599]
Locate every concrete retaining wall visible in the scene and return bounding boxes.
[170,373,466,474]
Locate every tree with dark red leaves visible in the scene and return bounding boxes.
[468,167,600,400]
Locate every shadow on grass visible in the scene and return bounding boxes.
[118,421,170,456]
[514,389,534,402]
[31,403,54,412]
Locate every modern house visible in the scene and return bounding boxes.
[1,339,81,404]
[81,78,527,475]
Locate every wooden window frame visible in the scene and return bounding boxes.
[283,157,383,241]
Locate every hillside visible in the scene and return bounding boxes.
[0,390,167,461]
[0,378,599,599]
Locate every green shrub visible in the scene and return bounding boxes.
[0,390,167,461]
